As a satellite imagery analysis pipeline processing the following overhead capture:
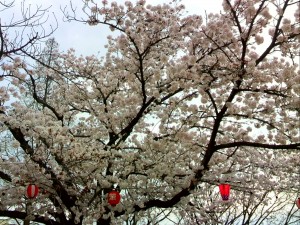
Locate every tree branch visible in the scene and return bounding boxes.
[215,141,300,150]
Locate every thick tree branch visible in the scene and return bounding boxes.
[215,142,300,151]
[0,170,12,182]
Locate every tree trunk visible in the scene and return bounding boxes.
[97,217,111,225]
[24,201,31,225]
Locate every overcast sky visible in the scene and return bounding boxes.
[36,0,223,56]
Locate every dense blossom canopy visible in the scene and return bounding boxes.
[0,0,299,224]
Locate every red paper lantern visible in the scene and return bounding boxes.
[26,184,39,199]
[296,198,300,209]
[107,190,121,206]
[219,183,230,201]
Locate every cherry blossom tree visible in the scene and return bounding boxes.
[182,184,300,224]
[0,0,300,224]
